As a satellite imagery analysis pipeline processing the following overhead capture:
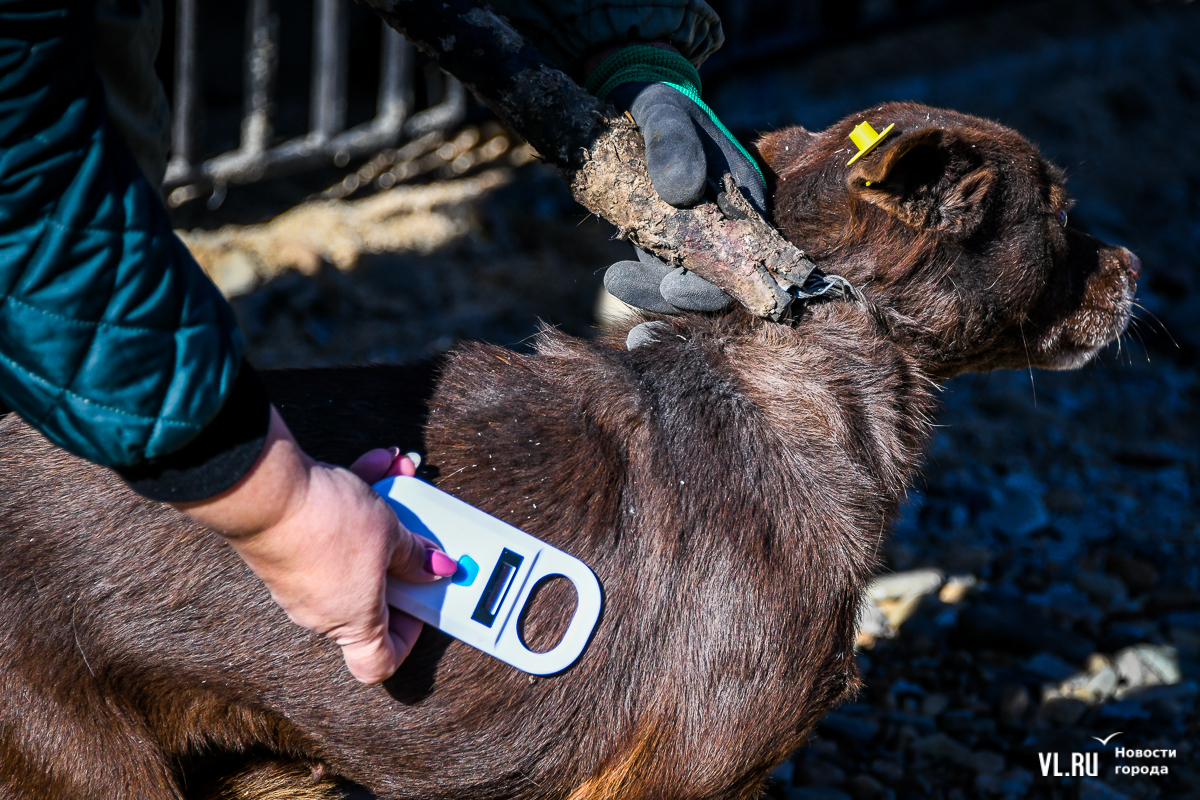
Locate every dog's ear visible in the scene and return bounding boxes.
[849,127,996,236]
[751,126,812,185]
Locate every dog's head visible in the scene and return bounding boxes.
[754,102,1139,378]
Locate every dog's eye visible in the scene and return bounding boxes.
[1058,209,1068,228]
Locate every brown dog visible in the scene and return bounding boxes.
[0,102,1138,800]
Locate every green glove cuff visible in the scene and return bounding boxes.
[585,45,704,100]
[584,45,766,190]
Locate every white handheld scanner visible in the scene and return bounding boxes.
[373,476,603,675]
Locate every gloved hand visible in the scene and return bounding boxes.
[585,45,769,324]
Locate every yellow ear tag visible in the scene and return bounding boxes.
[847,121,895,166]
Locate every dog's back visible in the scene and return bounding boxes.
[0,308,926,799]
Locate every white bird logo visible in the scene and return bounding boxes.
[1093,732,1123,746]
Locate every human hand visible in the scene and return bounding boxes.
[174,408,458,684]
[586,44,769,321]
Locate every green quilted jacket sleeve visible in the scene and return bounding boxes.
[0,0,244,469]
[485,0,724,78]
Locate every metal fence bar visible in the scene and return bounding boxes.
[376,23,412,134]
[310,0,347,143]
[164,0,467,202]
[403,71,467,140]
[165,0,197,185]
[241,0,276,157]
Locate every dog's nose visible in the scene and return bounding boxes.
[1123,249,1142,281]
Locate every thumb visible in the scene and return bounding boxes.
[387,610,424,666]
[339,620,401,685]
[340,595,427,684]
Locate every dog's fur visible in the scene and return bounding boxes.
[0,103,1138,800]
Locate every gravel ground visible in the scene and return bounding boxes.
[174,0,1199,797]
[708,2,1200,798]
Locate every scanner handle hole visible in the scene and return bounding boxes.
[517,574,578,654]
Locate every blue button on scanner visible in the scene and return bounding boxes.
[452,554,479,586]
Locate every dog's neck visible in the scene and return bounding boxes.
[786,233,974,382]
[615,305,939,517]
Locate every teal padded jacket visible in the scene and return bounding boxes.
[0,0,244,469]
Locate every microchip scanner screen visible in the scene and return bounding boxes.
[471,548,524,627]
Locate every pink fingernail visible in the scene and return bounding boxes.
[424,549,459,578]
[386,451,418,478]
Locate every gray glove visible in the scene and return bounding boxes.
[603,248,734,315]
[586,47,770,323]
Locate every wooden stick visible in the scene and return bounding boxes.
[361,0,818,320]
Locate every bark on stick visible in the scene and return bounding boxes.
[362,0,815,320]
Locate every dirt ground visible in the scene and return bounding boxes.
[173,0,1199,797]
